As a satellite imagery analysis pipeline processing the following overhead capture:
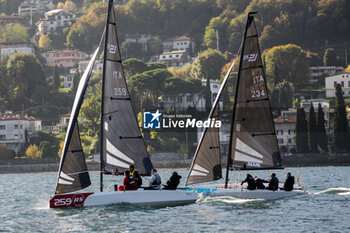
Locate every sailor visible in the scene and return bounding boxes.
[241,174,256,190]
[254,176,266,189]
[118,170,137,191]
[129,164,142,188]
[145,169,162,190]
[266,173,279,191]
[280,172,295,191]
[163,172,182,190]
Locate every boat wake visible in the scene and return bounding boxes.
[199,195,262,204]
[315,187,350,196]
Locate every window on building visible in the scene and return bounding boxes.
[334,81,337,87]
[348,81,350,87]
[169,55,172,58]
[341,81,344,87]
[177,96,182,103]
[14,124,18,129]
[20,134,23,139]
[20,125,23,129]
[0,135,5,140]
[0,125,5,130]
[14,134,18,139]
[278,138,284,144]
[213,84,218,88]
[186,95,192,102]
[288,138,293,143]
[176,55,179,58]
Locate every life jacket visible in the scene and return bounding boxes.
[130,169,142,187]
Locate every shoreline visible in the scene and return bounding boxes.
[1,154,350,174]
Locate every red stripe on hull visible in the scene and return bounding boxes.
[49,192,94,208]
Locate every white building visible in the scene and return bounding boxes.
[158,50,190,67]
[0,43,34,58]
[310,66,344,79]
[18,0,55,16]
[78,60,103,74]
[38,9,73,34]
[325,72,350,98]
[160,79,221,111]
[274,116,296,153]
[163,36,193,52]
[0,112,41,152]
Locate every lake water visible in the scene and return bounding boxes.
[1,166,350,232]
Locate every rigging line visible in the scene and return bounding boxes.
[252,132,276,137]
[244,98,269,103]
[240,65,264,71]
[106,58,121,63]
[108,97,131,100]
[65,170,89,176]
[119,136,142,139]
[102,109,119,116]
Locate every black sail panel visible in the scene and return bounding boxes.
[55,47,99,194]
[102,4,153,175]
[186,105,222,185]
[231,14,282,170]
[56,124,90,194]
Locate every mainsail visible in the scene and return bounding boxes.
[55,47,100,194]
[101,1,153,176]
[228,13,282,171]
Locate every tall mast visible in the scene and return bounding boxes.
[100,0,113,192]
[224,12,256,188]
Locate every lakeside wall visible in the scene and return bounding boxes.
[1,154,350,174]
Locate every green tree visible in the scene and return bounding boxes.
[0,23,29,42]
[120,41,144,60]
[264,44,309,91]
[308,103,318,153]
[123,58,148,78]
[334,84,348,151]
[53,65,60,90]
[7,53,47,110]
[162,76,187,110]
[190,49,226,80]
[296,107,309,153]
[317,103,328,152]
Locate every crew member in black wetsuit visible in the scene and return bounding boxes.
[163,172,182,190]
[280,172,294,191]
[266,173,279,191]
[241,174,256,190]
[254,176,266,189]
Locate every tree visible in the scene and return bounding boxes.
[334,84,348,151]
[308,103,318,153]
[162,76,187,110]
[123,58,148,78]
[71,71,80,95]
[264,44,310,91]
[296,107,309,153]
[52,65,60,90]
[58,141,64,158]
[190,49,226,80]
[120,41,144,60]
[25,144,42,159]
[6,53,47,110]
[0,23,29,42]
[317,103,328,152]
[38,35,52,51]
[323,48,337,66]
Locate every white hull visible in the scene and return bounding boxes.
[50,189,198,208]
[187,183,306,200]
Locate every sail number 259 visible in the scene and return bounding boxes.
[114,87,127,96]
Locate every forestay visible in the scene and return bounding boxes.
[101,4,153,176]
[229,14,282,170]
[55,47,100,194]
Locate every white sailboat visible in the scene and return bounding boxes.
[185,12,306,200]
[49,0,197,209]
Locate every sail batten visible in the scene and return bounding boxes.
[101,1,153,176]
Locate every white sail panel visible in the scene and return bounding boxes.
[193,164,209,174]
[234,151,263,164]
[106,139,134,163]
[190,170,208,176]
[60,171,74,181]
[106,153,130,168]
[58,178,73,185]
[236,138,263,158]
